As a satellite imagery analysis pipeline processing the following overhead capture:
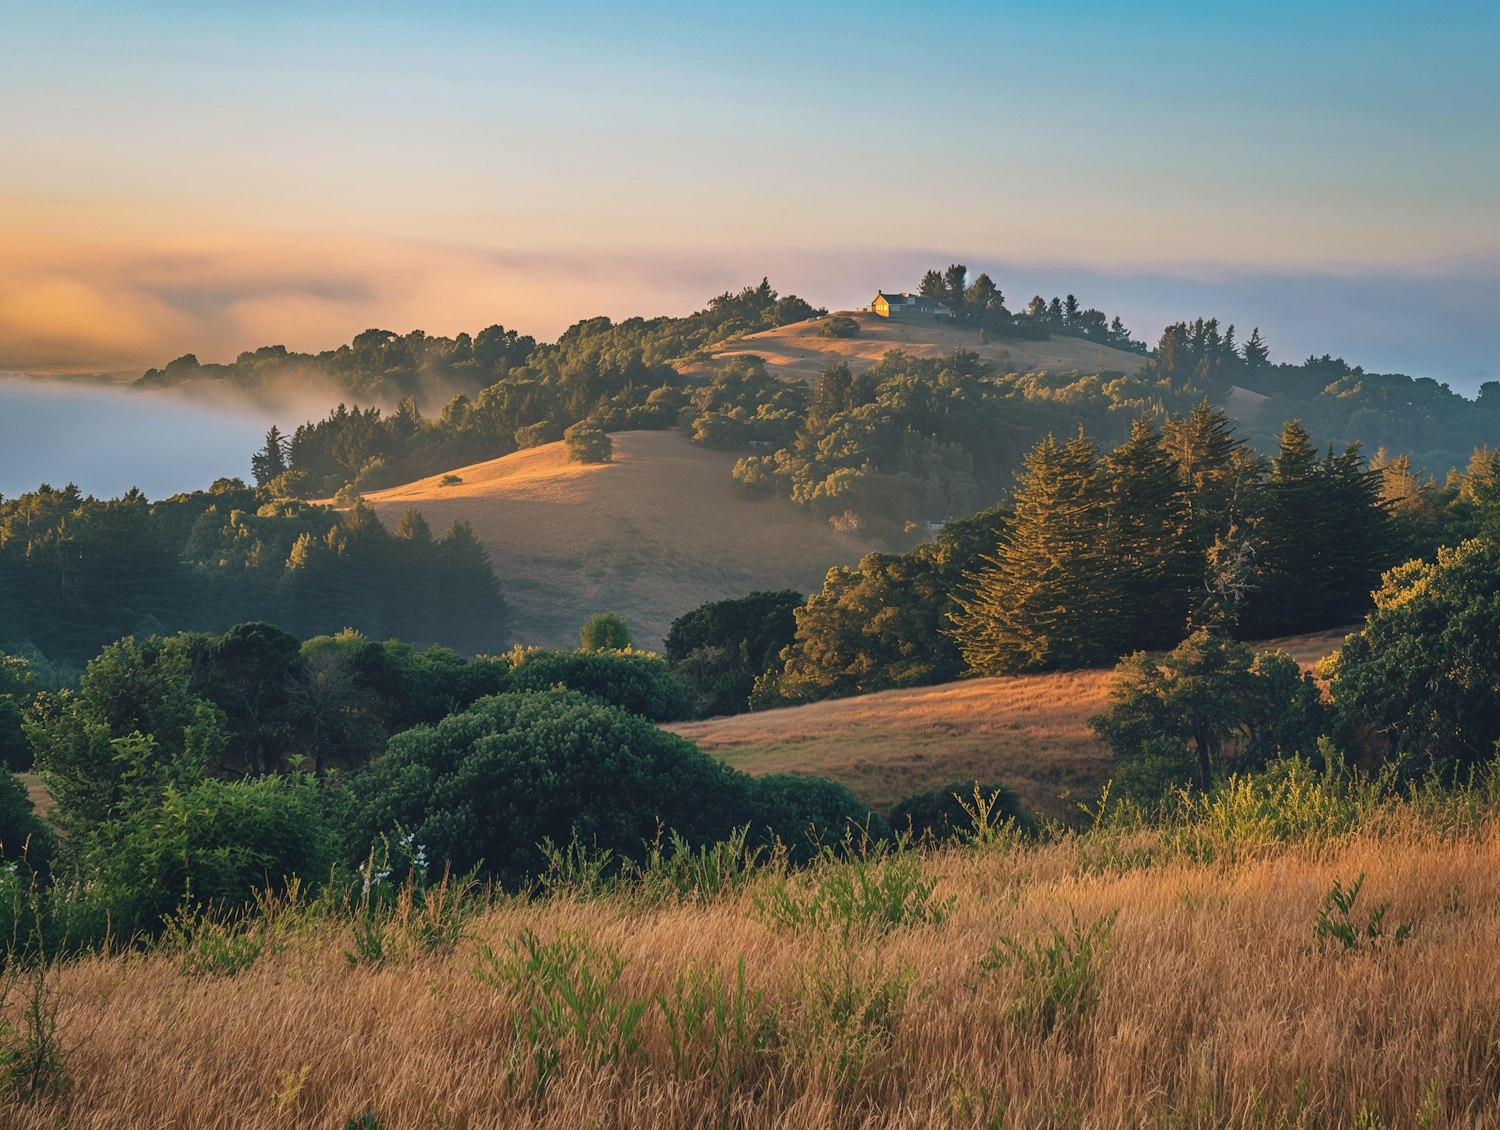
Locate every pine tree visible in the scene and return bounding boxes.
[1242,327,1270,367]
[1245,422,1394,635]
[1101,415,1194,649]
[250,426,288,486]
[950,431,1122,674]
[1162,401,1265,629]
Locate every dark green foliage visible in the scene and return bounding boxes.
[80,757,335,933]
[1091,630,1334,798]
[686,356,808,451]
[755,549,965,706]
[0,774,53,877]
[752,508,1008,708]
[664,591,803,718]
[1242,420,1397,636]
[821,316,860,339]
[504,647,691,722]
[338,690,751,887]
[889,782,1028,842]
[26,626,510,842]
[1102,416,1196,648]
[924,264,1143,351]
[745,775,885,862]
[952,431,1122,674]
[579,613,632,652]
[564,421,612,464]
[1330,538,1500,776]
[0,652,35,771]
[0,484,511,666]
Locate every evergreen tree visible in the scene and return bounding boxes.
[1244,422,1394,635]
[950,431,1121,673]
[437,521,510,654]
[1164,402,1260,561]
[1242,327,1270,367]
[250,427,289,486]
[1101,415,1194,649]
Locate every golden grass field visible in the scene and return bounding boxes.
[361,431,884,650]
[693,311,1147,386]
[665,628,1353,820]
[12,807,1500,1129]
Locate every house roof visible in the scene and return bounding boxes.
[875,291,950,310]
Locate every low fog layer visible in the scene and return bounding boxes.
[0,379,270,500]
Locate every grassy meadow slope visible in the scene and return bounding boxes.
[666,628,1351,820]
[18,815,1500,1129]
[361,430,884,650]
[694,311,1147,385]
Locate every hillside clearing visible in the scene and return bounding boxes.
[689,311,1146,386]
[361,430,884,650]
[666,627,1352,819]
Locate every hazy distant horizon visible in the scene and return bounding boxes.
[5,255,1495,398]
[3,1,1493,389]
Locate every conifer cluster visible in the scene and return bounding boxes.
[949,403,1395,674]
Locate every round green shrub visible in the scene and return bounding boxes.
[339,689,751,886]
[564,421,612,464]
[505,646,692,722]
[580,612,632,652]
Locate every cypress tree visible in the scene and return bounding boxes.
[1245,422,1393,635]
[950,430,1121,674]
[1101,415,1194,650]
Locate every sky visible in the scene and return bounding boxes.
[0,0,1495,387]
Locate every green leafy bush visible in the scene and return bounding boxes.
[579,612,632,652]
[339,690,750,886]
[81,765,336,933]
[563,421,612,464]
[665,591,802,718]
[0,775,52,879]
[503,646,692,722]
[821,316,860,338]
[1330,538,1500,776]
[981,907,1118,1036]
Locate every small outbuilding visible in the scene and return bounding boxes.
[871,292,951,319]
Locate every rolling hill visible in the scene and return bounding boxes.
[663,627,1350,819]
[361,430,886,650]
[690,310,1147,385]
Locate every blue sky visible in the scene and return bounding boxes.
[0,0,1495,385]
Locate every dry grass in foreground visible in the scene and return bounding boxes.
[667,628,1353,820]
[7,774,1500,1129]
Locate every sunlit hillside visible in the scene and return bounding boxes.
[360,430,885,650]
[693,311,1147,386]
[666,627,1351,819]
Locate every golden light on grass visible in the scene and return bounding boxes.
[667,628,1352,819]
[11,805,1498,1128]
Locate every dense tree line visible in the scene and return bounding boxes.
[918,263,1147,352]
[0,620,881,941]
[0,479,510,667]
[155,280,822,497]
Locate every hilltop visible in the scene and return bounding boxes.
[665,627,1349,819]
[360,430,885,649]
[698,310,1147,385]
